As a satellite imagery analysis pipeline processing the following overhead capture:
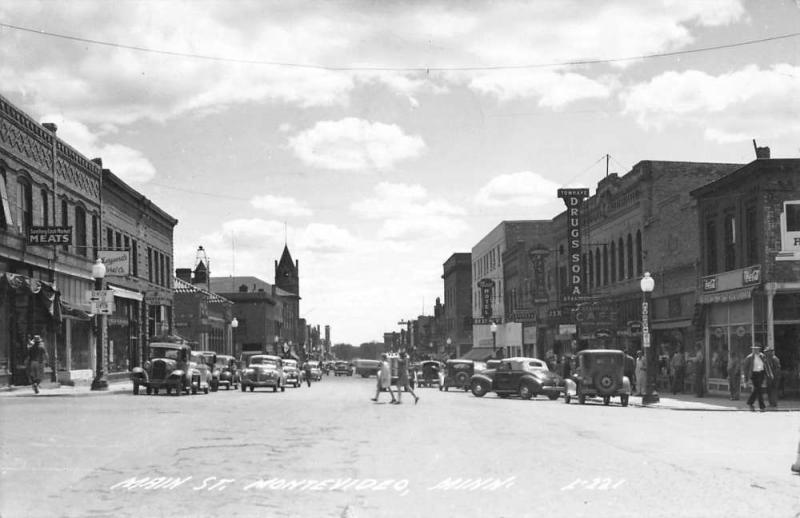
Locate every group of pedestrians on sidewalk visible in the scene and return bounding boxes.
[371,351,419,405]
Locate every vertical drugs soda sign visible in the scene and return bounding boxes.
[557,188,589,303]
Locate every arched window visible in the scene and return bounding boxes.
[618,238,625,280]
[18,179,33,235]
[636,230,643,276]
[610,241,616,283]
[75,205,87,257]
[588,250,594,289]
[0,168,9,230]
[626,234,633,279]
[40,189,49,226]
[61,198,69,252]
[596,247,602,287]
[602,245,609,285]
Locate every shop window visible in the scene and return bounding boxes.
[0,169,11,230]
[75,205,87,257]
[705,220,718,274]
[724,213,736,271]
[18,178,33,235]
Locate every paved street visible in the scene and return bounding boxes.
[2,375,799,518]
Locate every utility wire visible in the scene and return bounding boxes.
[1,21,798,71]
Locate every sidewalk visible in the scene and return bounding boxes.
[0,380,132,398]
[629,391,800,411]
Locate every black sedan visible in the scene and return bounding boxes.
[469,357,564,400]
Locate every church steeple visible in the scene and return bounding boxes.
[275,245,299,296]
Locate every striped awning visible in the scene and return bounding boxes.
[698,287,755,305]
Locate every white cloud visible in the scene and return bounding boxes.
[42,116,156,183]
[296,223,359,253]
[250,195,313,218]
[351,182,466,240]
[288,118,425,171]
[475,171,563,208]
[467,70,613,107]
[621,64,800,142]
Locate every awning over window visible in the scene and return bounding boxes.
[460,347,496,361]
[0,272,61,321]
[60,300,92,321]
[108,285,143,302]
[698,287,754,305]
[651,319,693,330]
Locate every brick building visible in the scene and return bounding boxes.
[174,270,234,355]
[0,95,101,386]
[442,253,473,358]
[692,157,800,396]
[101,168,177,377]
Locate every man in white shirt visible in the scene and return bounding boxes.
[743,343,769,412]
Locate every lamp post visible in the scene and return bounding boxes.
[446,337,452,358]
[640,272,660,404]
[230,317,238,357]
[90,259,108,391]
[490,322,497,353]
[273,335,279,356]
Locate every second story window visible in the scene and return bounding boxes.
[60,198,69,253]
[745,206,758,265]
[18,179,33,235]
[40,189,49,226]
[724,213,736,271]
[706,220,718,275]
[75,205,87,257]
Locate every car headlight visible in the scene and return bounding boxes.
[144,361,151,370]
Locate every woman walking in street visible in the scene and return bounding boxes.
[393,351,419,405]
[371,354,396,404]
[26,335,49,394]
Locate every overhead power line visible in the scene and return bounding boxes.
[1,21,798,72]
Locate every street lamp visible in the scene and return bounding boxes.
[640,272,659,404]
[90,259,108,391]
[490,321,498,352]
[446,337,452,358]
[273,335,279,356]
[231,317,238,357]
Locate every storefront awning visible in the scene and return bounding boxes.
[698,287,754,305]
[108,285,143,302]
[460,347,496,361]
[60,300,92,321]
[651,319,693,330]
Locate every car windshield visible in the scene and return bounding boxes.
[590,355,621,366]
[190,354,206,364]
[250,357,278,367]
[284,360,297,368]
[150,347,180,360]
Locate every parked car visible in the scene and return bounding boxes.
[323,361,335,375]
[189,352,212,394]
[354,359,381,378]
[442,359,485,392]
[283,359,301,387]
[215,355,239,390]
[131,342,192,396]
[241,354,286,392]
[470,357,565,400]
[194,351,220,391]
[334,361,352,376]
[418,360,444,388]
[564,349,631,406]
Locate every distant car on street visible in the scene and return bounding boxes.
[442,359,485,392]
[564,349,631,406]
[283,359,301,387]
[334,361,352,376]
[354,359,380,378]
[470,357,565,400]
[215,355,239,390]
[418,360,444,388]
[241,355,286,392]
[189,352,212,394]
[194,351,220,391]
[304,361,322,381]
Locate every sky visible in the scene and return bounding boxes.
[1,0,799,346]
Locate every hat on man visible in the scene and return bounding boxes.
[32,335,42,343]
[751,343,762,349]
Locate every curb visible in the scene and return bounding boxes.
[0,382,131,398]
[629,401,800,412]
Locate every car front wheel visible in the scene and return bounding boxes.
[548,393,559,400]
[564,394,571,404]
[518,383,533,400]
[471,380,488,397]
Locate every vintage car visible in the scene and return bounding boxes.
[131,342,194,396]
[194,350,220,391]
[470,357,565,400]
[564,349,631,406]
[441,359,485,392]
[334,361,352,376]
[189,352,212,394]
[241,354,286,392]
[283,359,301,387]
[354,359,381,378]
[215,355,239,390]
[417,360,444,388]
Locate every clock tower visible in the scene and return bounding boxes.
[275,245,301,346]
[275,245,299,296]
